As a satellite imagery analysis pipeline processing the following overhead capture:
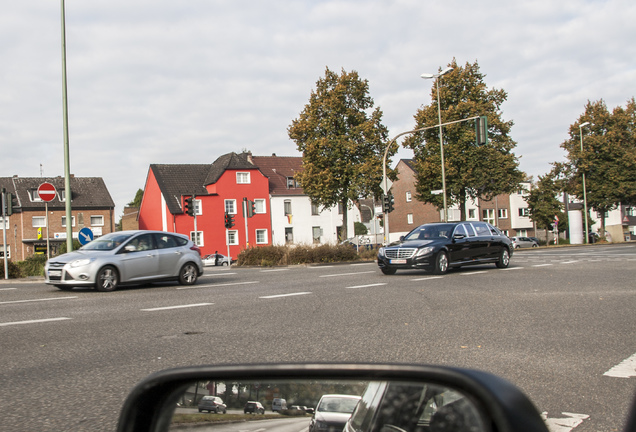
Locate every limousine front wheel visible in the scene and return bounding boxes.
[496,248,510,268]
[434,251,448,275]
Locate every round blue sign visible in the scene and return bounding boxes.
[78,227,94,245]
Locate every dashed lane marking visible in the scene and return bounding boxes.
[346,283,387,289]
[141,303,213,312]
[0,296,78,305]
[0,317,72,327]
[260,292,312,299]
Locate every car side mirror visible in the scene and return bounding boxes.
[124,245,136,252]
[116,363,550,432]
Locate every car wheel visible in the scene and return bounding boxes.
[381,267,397,275]
[222,261,229,266]
[55,285,74,291]
[95,266,119,292]
[496,248,510,268]
[532,243,538,247]
[198,409,202,413]
[178,263,198,285]
[434,251,448,275]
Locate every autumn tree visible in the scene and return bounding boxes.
[557,98,636,235]
[288,67,392,240]
[524,173,566,241]
[403,59,522,220]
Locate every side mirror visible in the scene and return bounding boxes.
[124,245,136,252]
[399,236,405,242]
[117,363,549,432]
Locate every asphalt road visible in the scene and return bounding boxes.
[1,244,635,431]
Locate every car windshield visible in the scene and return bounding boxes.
[79,232,135,251]
[318,397,360,413]
[404,224,455,241]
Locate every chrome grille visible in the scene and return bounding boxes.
[385,248,417,259]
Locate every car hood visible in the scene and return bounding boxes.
[389,239,437,248]
[48,249,111,264]
[315,411,353,424]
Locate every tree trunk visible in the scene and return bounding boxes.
[341,198,348,240]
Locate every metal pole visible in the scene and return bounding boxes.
[60,0,73,251]
[436,81,447,222]
[579,123,590,244]
[2,190,8,279]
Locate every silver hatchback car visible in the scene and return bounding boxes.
[44,230,204,292]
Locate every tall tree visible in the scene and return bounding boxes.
[524,173,566,242]
[403,59,522,220]
[128,188,144,207]
[558,98,636,235]
[288,67,391,240]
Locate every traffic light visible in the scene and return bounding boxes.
[224,212,235,229]
[184,196,194,216]
[387,194,395,213]
[382,194,394,213]
[476,116,488,145]
[246,200,256,218]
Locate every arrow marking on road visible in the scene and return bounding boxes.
[604,353,636,378]
[541,412,589,432]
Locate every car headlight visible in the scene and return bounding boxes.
[378,247,385,257]
[415,246,434,257]
[70,258,95,268]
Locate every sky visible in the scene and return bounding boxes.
[1,0,634,218]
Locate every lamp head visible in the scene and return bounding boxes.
[579,121,590,128]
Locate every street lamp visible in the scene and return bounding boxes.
[421,67,453,222]
[579,121,590,244]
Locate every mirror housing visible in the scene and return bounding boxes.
[117,363,549,432]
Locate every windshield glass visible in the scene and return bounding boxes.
[80,232,135,251]
[318,396,360,413]
[404,224,454,241]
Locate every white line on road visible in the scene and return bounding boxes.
[0,317,72,327]
[532,264,553,267]
[460,271,488,276]
[260,292,312,299]
[177,281,259,290]
[411,276,444,281]
[541,412,589,432]
[346,283,387,289]
[0,296,77,305]
[320,271,376,278]
[502,267,523,271]
[349,263,375,266]
[260,269,290,273]
[202,272,237,276]
[561,261,579,264]
[603,353,636,378]
[141,303,213,312]
[0,288,17,291]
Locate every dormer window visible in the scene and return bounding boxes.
[28,189,43,202]
[237,172,251,184]
[287,177,298,189]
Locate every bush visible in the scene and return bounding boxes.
[236,243,369,267]
[0,260,21,279]
[16,254,47,277]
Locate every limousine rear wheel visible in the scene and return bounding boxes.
[496,248,510,268]
[434,251,448,275]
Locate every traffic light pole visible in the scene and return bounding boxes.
[2,190,8,279]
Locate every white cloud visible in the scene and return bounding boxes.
[1,0,634,214]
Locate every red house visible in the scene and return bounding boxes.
[138,152,271,258]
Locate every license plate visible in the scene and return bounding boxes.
[48,270,62,277]
[390,259,407,264]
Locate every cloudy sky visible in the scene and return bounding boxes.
[2,0,634,217]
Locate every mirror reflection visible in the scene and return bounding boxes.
[169,378,487,432]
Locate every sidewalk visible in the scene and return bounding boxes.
[0,276,45,284]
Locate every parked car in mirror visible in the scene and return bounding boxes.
[377,222,513,275]
[244,401,265,414]
[198,396,226,413]
[44,230,203,292]
[510,236,539,248]
[309,394,362,432]
[202,252,231,266]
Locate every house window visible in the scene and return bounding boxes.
[190,231,204,246]
[498,209,508,219]
[0,217,9,229]
[468,209,476,219]
[236,172,251,184]
[194,199,202,216]
[32,216,46,227]
[61,216,76,227]
[28,189,43,202]
[407,214,414,224]
[60,189,68,202]
[227,230,238,245]
[518,229,528,237]
[406,191,412,202]
[312,226,321,244]
[625,207,635,216]
[285,227,293,244]
[286,177,298,189]
[311,202,320,216]
[225,199,237,214]
[284,200,292,216]
[90,215,104,226]
[254,199,266,214]
[482,209,495,225]
[518,208,530,217]
[256,229,267,244]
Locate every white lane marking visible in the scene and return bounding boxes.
[349,263,375,266]
[177,281,259,290]
[320,271,376,278]
[260,269,290,273]
[260,292,312,299]
[0,288,17,291]
[346,283,387,289]
[502,267,522,271]
[0,296,77,305]
[0,317,72,327]
[308,266,334,269]
[541,412,589,432]
[603,353,636,378]
[460,271,488,276]
[141,303,213,312]
[561,261,579,264]
[202,272,237,276]
[411,276,444,281]
[532,264,553,267]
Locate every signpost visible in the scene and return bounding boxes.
[38,182,56,259]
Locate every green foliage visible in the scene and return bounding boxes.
[354,221,368,236]
[558,98,636,234]
[128,188,144,207]
[57,239,82,255]
[16,254,47,277]
[288,67,392,239]
[403,59,523,219]
[524,173,564,230]
[0,260,21,278]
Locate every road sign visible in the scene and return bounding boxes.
[78,227,94,245]
[38,182,57,202]
[380,177,393,194]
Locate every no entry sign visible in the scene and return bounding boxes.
[38,182,57,202]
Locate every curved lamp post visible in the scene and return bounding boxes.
[579,121,590,244]
[421,67,453,222]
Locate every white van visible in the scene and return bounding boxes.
[272,398,287,412]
